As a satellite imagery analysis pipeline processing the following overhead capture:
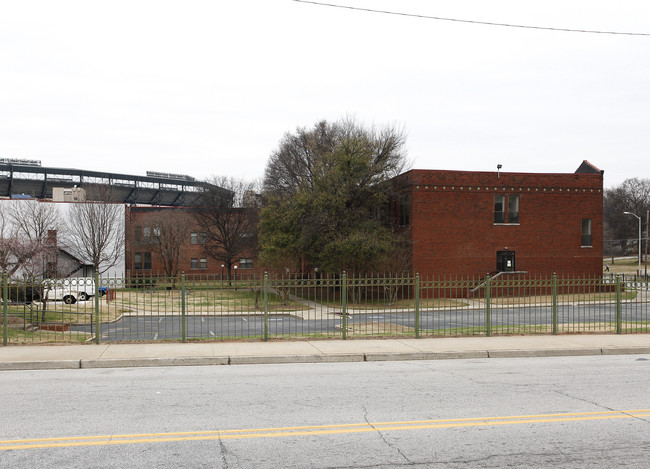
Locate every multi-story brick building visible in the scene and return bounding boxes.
[124,162,604,280]
[391,161,604,278]
[125,206,260,279]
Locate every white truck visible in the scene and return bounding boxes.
[45,278,98,304]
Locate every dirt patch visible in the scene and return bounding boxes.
[346,321,414,335]
[2,316,32,329]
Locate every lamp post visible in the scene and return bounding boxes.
[233,265,238,290]
[624,211,641,275]
[221,264,224,287]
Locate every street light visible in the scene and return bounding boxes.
[221,264,224,287]
[624,211,642,275]
[233,265,238,290]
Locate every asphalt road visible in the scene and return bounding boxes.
[1,355,649,467]
[70,302,648,340]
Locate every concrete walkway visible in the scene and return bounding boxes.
[1,334,650,370]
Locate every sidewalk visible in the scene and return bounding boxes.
[2,334,650,371]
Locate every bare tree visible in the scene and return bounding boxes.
[263,117,409,199]
[133,209,193,278]
[6,200,61,279]
[0,202,61,323]
[604,178,650,258]
[7,200,62,242]
[0,202,59,278]
[0,234,58,323]
[0,236,56,278]
[194,177,259,281]
[66,187,124,274]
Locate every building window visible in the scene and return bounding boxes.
[495,195,519,224]
[582,219,592,247]
[190,232,207,245]
[390,195,410,227]
[142,227,160,243]
[494,195,505,223]
[508,195,519,224]
[239,258,253,269]
[134,252,152,270]
[191,258,208,269]
[399,195,410,226]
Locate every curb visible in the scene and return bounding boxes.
[81,357,230,368]
[364,351,489,361]
[1,347,649,371]
[229,353,365,365]
[602,346,650,355]
[487,348,603,358]
[0,360,80,371]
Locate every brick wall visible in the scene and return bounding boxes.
[125,207,261,278]
[395,168,604,278]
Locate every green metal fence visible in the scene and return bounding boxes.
[2,272,649,345]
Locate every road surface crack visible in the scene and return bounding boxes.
[362,405,413,465]
[217,434,229,468]
[551,388,650,424]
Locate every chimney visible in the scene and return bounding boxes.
[47,230,57,245]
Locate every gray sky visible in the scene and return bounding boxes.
[2,0,649,188]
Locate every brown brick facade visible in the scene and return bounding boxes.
[123,164,603,279]
[393,164,604,278]
[125,206,261,278]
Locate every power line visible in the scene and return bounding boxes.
[292,0,650,37]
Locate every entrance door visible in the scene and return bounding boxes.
[496,251,515,272]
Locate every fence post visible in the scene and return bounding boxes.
[341,272,347,340]
[181,272,186,343]
[414,274,420,339]
[485,274,491,337]
[616,275,622,334]
[552,273,558,335]
[263,272,269,342]
[3,273,7,346]
[94,271,100,344]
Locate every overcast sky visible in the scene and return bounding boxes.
[2,0,649,188]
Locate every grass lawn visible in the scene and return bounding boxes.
[483,290,638,307]
[107,288,306,314]
[2,314,91,344]
[418,321,650,336]
[338,320,650,337]
[604,257,648,275]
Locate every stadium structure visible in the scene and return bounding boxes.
[0,159,227,206]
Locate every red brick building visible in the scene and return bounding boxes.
[391,161,604,278]
[124,162,604,280]
[125,206,260,278]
